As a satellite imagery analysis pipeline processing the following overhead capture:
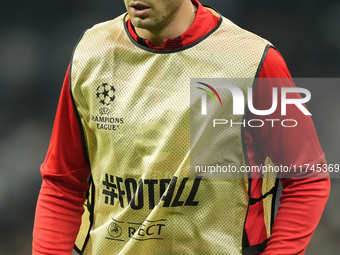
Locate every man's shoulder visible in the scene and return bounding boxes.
[73,13,128,54]
[85,13,127,37]
[218,16,272,46]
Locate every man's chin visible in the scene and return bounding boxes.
[130,18,154,30]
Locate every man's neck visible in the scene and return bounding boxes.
[135,1,197,47]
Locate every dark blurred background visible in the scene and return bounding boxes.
[0,0,339,254]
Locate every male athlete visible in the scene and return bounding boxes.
[33,0,330,254]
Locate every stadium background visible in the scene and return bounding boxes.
[0,0,339,254]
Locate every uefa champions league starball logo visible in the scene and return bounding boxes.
[96,83,115,106]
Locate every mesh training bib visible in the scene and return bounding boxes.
[71,8,276,255]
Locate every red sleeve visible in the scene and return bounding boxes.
[32,66,90,254]
[249,47,330,254]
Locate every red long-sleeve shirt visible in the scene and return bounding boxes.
[33,1,330,254]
